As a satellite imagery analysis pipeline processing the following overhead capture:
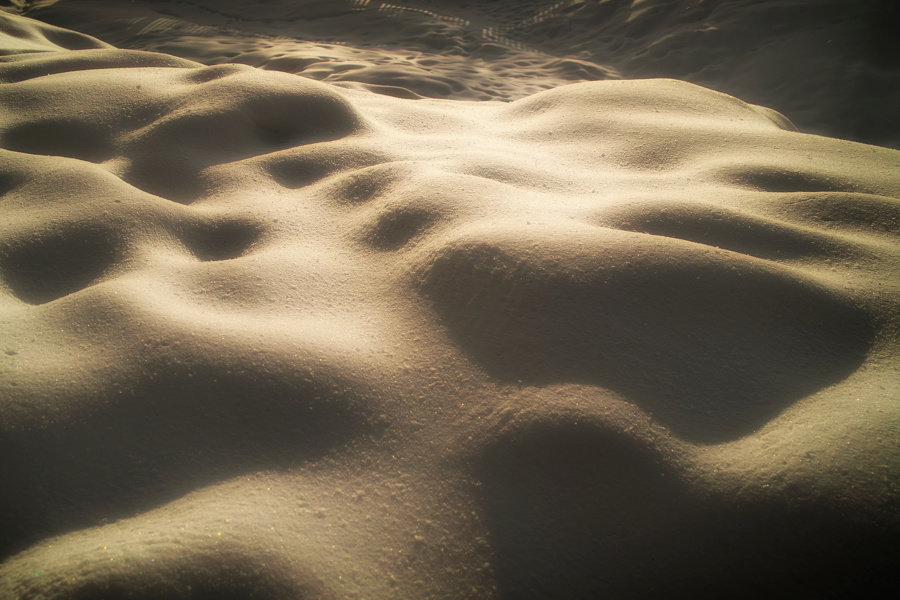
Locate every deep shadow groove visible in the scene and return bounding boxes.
[119,85,362,203]
[419,237,874,443]
[598,201,850,261]
[179,219,261,261]
[0,171,20,196]
[0,50,199,84]
[261,145,389,191]
[476,419,900,599]
[42,545,320,600]
[53,560,309,600]
[40,25,108,51]
[181,63,244,84]
[722,166,857,193]
[66,583,282,600]
[367,207,435,250]
[0,362,381,559]
[265,155,340,189]
[321,163,407,204]
[1,119,115,163]
[0,225,122,304]
[780,192,900,233]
